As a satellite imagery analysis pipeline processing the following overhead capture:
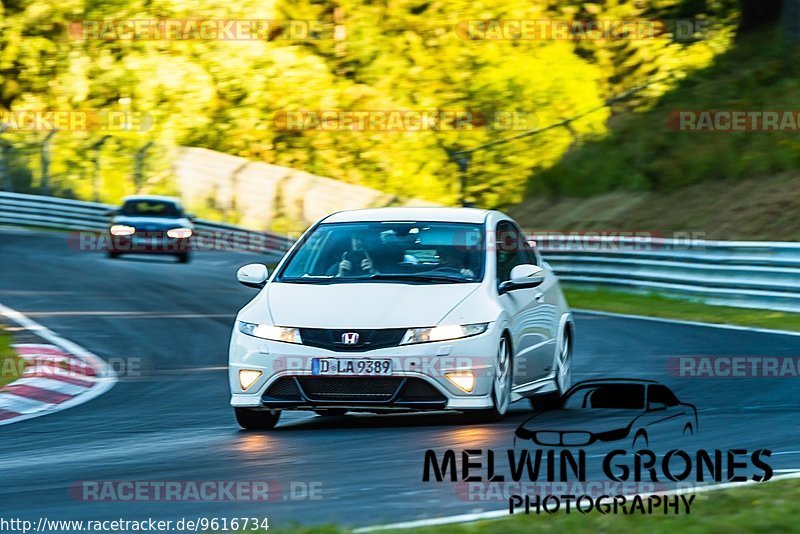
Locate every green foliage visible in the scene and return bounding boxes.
[535,30,800,197]
[0,0,741,210]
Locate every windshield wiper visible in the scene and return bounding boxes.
[367,273,468,283]
[277,276,336,284]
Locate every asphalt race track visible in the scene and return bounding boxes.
[2,228,800,529]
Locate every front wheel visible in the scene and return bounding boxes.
[470,336,512,423]
[177,252,191,264]
[234,407,281,430]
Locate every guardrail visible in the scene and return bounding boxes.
[0,191,294,254]
[536,235,800,313]
[2,192,799,312]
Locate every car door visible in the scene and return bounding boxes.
[495,221,556,386]
[644,384,690,443]
[518,229,561,377]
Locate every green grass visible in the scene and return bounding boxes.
[0,329,23,387]
[564,286,800,332]
[224,478,800,532]
[406,478,800,533]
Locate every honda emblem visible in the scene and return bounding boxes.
[341,332,360,345]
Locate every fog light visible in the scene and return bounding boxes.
[238,369,262,391]
[445,371,475,393]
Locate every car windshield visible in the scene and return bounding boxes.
[562,384,646,410]
[120,200,182,218]
[277,221,485,284]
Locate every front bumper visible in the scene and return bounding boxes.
[108,234,191,254]
[229,326,499,411]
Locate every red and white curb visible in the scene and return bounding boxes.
[0,303,116,425]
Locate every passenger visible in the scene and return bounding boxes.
[436,247,476,278]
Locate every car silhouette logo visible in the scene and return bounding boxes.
[514,378,698,448]
[341,332,360,345]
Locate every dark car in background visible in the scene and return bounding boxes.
[107,195,195,263]
[515,379,698,448]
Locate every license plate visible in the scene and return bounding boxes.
[311,358,393,376]
[133,237,162,245]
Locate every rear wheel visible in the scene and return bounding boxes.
[234,408,281,430]
[470,336,512,422]
[177,252,190,263]
[107,251,119,259]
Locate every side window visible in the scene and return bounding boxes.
[648,385,679,407]
[518,231,539,266]
[495,221,526,284]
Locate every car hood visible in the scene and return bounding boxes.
[266,282,481,329]
[112,216,192,230]
[517,409,640,435]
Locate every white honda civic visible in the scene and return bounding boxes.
[229,207,574,429]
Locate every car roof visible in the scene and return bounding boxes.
[122,195,182,204]
[322,207,491,224]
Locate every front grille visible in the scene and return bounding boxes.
[265,377,301,399]
[533,431,561,446]
[296,377,402,401]
[533,431,592,446]
[299,328,407,352]
[398,379,445,401]
[131,229,168,237]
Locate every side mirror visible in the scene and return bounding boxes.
[648,401,667,412]
[237,263,269,289]
[499,264,544,294]
[186,213,197,221]
[105,209,118,217]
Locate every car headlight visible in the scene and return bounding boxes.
[167,228,193,239]
[400,323,489,345]
[238,322,302,344]
[109,225,135,236]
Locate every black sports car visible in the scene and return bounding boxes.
[107,195,195,263]
[515,379,698,448]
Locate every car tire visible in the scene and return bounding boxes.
[177,253,190,264]
[315,409,347,417]
[234,408,281,430]
[470,336,512,423]
[108,251,119,259]
[529,330,572,411]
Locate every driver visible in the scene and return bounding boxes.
[336,233,376,277]
[436,247,475,278]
